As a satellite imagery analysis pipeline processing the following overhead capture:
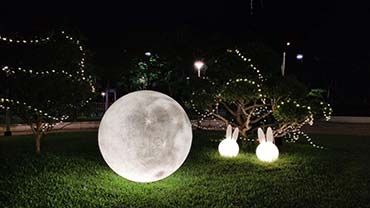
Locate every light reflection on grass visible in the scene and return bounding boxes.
[1,131,370,207]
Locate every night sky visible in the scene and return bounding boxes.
[1,1,370,115]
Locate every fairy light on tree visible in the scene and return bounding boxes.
[0,31,95,153]
[189,46,332,147]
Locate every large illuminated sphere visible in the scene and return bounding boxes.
[218,139,239,157]
[256,143,279,162]
[98,90,192,183]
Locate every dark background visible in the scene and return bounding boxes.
[1,1,370,115]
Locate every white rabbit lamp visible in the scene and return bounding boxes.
[218,125,239,157]
[256,127,279,162]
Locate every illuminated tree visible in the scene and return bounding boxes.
[0,31,95,153]
[190,47,332,145]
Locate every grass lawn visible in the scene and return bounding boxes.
[1,131,370,207]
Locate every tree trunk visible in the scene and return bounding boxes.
[32,115,44,154]
[35,133,42,154]
[4,108,12,136]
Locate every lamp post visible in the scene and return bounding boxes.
[100,91,106,115]
[103,89,117,111]
[281,52,286,77]
[4,72,12,136]
[281,42,290,77]
[4,107,11,136]
[194,61,204,78]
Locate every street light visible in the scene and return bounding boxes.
[102,89,117,112]
[194,61,204,78]
[281,41,291,76]
[281,52,286,76]
[4,71,12,136]
[296,54,304,60]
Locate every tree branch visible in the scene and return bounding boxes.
[250,110,272,124]
[244,104,265,111]
[211,112,229,126]
[221,102,237,116]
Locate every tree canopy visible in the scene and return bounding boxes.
[189,46,332,141]
[0,31,95,153]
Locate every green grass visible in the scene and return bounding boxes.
[1,131,370,208]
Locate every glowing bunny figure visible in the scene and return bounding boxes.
[256,127,279,162]
[218,125,239,157]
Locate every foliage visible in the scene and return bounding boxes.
[190,47,332,139]
[0,31,94,153]
[122,51,190,102]
[0,131,370,207]
[128,53,166,90]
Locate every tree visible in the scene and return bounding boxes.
[0,31,95,153]
[121,51,190,102]
[190,47,332,142]
[128,53,168,90]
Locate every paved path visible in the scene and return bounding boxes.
[302,121,370,136]
[0,121,99,136]
[1,120,370,136]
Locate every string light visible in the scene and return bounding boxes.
[191,48,267,129]
[0,97,69,130]
[0,31,95,130]
[286,130,325,149]
[0,31,89,79]
[0,30,94,90]
[0,35,50,44]
[234,49,265,83]
[1,66,94,87]
[193,50,264,95]
[190,48,332,150]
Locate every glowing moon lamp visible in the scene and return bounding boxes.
[98,90,193,183]
[256,127,279,162]
[218,125,239,157]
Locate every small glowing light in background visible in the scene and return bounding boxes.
[218,125,239,157]
[145,52,151,56]
[256,127,279,162]
[296,54,304,60]
[101,92,106,97]
[286,42,291,46]
[194,61,205,77]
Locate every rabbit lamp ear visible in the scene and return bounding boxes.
[257,128,265,143]
[266,127,274,143]
[232,127,239,141]
[226,124,232,139]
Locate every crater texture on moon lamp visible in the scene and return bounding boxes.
[98,90,193,183]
